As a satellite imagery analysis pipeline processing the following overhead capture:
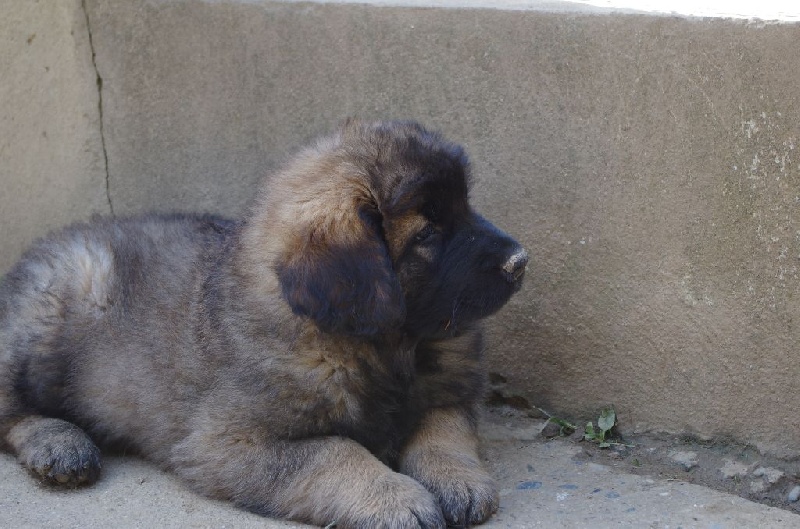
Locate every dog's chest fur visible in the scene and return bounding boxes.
[287,333,428,464]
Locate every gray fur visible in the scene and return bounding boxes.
[0,121,526,528]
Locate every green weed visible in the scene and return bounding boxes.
[584,407,633,448]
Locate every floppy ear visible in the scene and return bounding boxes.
[276,199,406,337]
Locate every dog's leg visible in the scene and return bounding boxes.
[399,408,499,528]
[4,415,102,486]
[173,433,445,529]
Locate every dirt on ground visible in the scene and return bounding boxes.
[485,373,800,517]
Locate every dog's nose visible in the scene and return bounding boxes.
[501,247,528,283]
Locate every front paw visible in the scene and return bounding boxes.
[8,417,102,487]
[406,459,499,528]
[435,468,498,528]
[344,472,445,529]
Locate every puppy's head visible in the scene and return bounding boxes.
[272,120,526,338]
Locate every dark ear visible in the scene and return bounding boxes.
[277,202,406,337]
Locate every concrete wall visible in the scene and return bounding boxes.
[0,0,110,269]
[2,0,800,456]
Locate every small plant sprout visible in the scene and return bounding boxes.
[537,407,577,436]
[584,407,633,448]
[549,416,577,436]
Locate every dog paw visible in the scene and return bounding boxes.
[346,473,445,529]
[8,417,102,487]
[431,470,499,527]
[404,458,499,527]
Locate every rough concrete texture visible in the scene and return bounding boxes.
[4,411,800,528]
[0,0,110,273]
[78,0,800,458]
[2,0,800,481]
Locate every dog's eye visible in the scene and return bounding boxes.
[414,224,437,243]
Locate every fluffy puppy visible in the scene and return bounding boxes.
[0,120,527,528]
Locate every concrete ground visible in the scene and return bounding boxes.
[2,409,798,529]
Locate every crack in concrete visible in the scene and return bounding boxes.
[81,0,115,216]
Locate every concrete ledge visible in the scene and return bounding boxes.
[2,0,800,461]
[274,0,800,22]
[274,0,654,16]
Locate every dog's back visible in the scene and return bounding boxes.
[0,214,234,463]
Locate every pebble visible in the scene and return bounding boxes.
[752,466,784,484]
[669,450,699,471]
[788,485,800,502]
[540,421,562,439]
[516,480,543,490]
[720,459,749,479]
